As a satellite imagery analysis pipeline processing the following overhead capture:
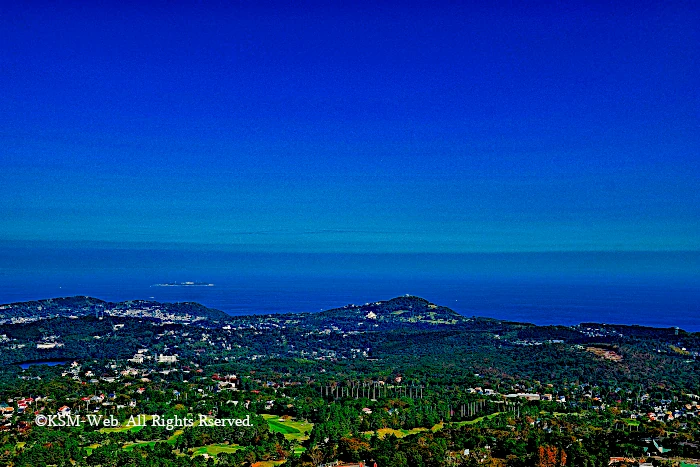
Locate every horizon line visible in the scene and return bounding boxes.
[1,239,698,255]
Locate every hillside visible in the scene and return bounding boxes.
[0,296,229,324]
[317,295,466,326]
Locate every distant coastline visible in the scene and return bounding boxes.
[1,263,698,330]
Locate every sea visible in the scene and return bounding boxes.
[1,247,698,331]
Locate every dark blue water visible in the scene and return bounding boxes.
[18,360,71,369]
[1,248,698,330]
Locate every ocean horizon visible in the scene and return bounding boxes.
[1,247,698,331]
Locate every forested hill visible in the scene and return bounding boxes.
[0,296,105,321]
[0,296,229,323]
[318,295,466,325]
[0,295,467,328]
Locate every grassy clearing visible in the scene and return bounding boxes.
[431,422,444,432]
[361,412,506,439]
[262,414,313,442]
[362,427,428,439]
[122,440,159,451]
[191,444,243,457]
[121,429,183,451]
[266,418,300,435]
[96,414,310,459]
[84,443,100,456]
[452,412,504,427]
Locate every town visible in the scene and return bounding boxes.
[1,296,699,467]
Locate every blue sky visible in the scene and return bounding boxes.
[1,1,698,253]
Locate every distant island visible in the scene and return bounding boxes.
[151,281,215,287]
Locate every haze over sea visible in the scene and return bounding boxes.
[2,245,698,331]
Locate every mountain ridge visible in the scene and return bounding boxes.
[0,296,229,323]
[318,295,466,325]
[0,295,466,327]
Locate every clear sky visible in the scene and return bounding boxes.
[2,1,698,253]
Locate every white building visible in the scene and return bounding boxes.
[157,354,178,364]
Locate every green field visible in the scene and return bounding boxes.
[452,412,504,427]
[122,440,159,452]
[263,414,313,441]
[266,418,300,435]
[91,415,312,458]
[191,444,243,457]
[362,427,428,438]
[362,413,506,439]
[122,429,183,451]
